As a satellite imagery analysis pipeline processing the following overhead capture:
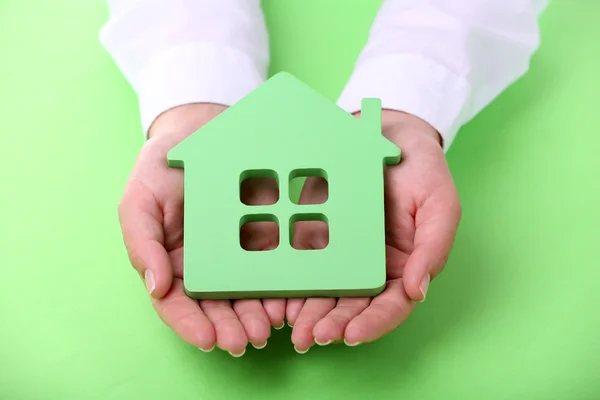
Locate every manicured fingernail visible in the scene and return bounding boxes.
[229,348,246,357]
[420,273,430,302]
[315,338,332,346]
[343,338,361,347]
[294,346,309,354]
[252,340,267,350]
[199,345,214,352]
[287,321,294,328]
[144,270,155,295]
[274,322,285,330]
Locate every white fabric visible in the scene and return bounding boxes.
[100,0,549,150]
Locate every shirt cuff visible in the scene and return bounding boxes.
[337,53,472,152]
[137,41,267,137]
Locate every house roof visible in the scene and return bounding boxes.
[167,72,400,167]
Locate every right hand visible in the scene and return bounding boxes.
[118,103,286,356]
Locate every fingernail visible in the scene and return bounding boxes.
[420,273,430,302]
[315,338,332,346]
[274,322,285,330]
[252,340,267,350]
[229,348,246,357]
[144,270,155,295]
[287,321,294,328]
[343,338,361,347]
[199,345,214,353]
[294,346,309,354]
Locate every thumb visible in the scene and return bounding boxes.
[118,181,173,298]
[403,190,461,302]
[292,177,329,250]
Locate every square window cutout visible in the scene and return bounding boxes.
[240,169,279,205]
[289,213,329,250]
[289,169,328,204]
[240,214,279,251]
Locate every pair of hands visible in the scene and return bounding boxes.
[118,103,461,356]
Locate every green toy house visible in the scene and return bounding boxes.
[167,72,400,300]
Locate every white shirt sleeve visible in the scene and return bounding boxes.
[99,0,269,135]
[100,0,549,150]
[337,0,550,151]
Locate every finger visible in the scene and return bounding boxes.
[291,298,336,353]
[200,300,248,357]
[403,189,461,301]
[344,279,416,345]
[233,299,271,349]
[263,298,286,329]
[118,181,172,298]
[312,297,371,345]
[287,176,330,338]
[238,218,283,333]
[240,176,287,331]
[285,298,305,327]
[151,279,216,351]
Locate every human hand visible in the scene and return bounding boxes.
[286,110,461,352]
[118,104,286,356]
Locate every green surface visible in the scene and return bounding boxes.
[1,1,599,399]
[168,73,400,299]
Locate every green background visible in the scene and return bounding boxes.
[1,1,599,399]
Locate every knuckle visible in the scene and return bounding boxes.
[212,313,240,326]
[117,199,126,220]
[172,311,205,334]
[450,191,462,217]
[364,307,390,331]
[232,303,260,320]
[454,199,463,218]
[329,312,352,326]
[200,300,231,312]
[125,247,144,272]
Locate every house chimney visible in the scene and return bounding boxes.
[360,98,382,130]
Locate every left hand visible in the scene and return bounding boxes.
[286,110,462,352]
